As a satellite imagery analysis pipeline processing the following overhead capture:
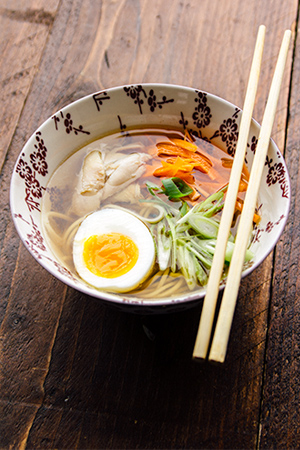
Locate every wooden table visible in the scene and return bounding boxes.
[1,1,299,448]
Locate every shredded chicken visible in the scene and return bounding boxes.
[108,183,142,204]
[101,153,150,200]
[78,150,105,195]
[70,150,150,216]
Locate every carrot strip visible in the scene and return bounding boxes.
[184,129,195,142]
[174,171,195,184]
[238,179,248,192]
[221,158,250,182]
[149,138,255,209]
[242,162,250,181]
[170,138,198,152]
[235,198,260,224]
[156,143,212,173]
[153,157,195,177]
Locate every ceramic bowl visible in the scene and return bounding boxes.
[10,84,290,312]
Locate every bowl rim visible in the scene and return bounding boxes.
[10,82,291,309]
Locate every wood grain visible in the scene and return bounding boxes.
[0,1,59,172]
[0,0,299,448]
[259,8,300,447]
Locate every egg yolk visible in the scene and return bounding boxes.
[83,233,139,278]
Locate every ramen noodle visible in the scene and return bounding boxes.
[42,128,254,298]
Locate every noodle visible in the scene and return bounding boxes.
[130,268,186,299]
[103,203,165,224]
[44,212,71,244]
[137,277,186,298]
[63,216,85,246]
[42,128,235,299]
[47,211,73,222]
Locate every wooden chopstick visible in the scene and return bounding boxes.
[208,29,291,363]
[192,25,266,360]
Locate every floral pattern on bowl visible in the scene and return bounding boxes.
[10,84,290,312]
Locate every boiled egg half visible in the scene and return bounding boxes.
[73,208,155,293]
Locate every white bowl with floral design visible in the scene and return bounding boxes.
[10,84,290,312]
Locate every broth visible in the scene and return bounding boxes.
[42,128,246,299]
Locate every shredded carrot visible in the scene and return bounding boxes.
[188,188,201,202]
[219,180,249,194]
[184,129,195,142]
[239,179,248,192]
[242,162,250,181]
[170,138,198,152]
[235,198,261,224]
[142,136,260,226]
[153,157,195,177]
[145,138,255,213]
[221,158,250,182]
[151,139,217,202]
[156,143,212,173]
[174,171,195,184]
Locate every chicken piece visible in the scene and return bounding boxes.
[103,152,128,168]
[70,190,102,216]
[102,152,151,200]
[109,183,142,204]
[78,150,105,195]
[70,150,105,216]
[69,151,150,216]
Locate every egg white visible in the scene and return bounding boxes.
[73,208,155,293]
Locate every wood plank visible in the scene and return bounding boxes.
[0,401,39,450]
[0,0,298,448]
[2,0,59,12]
[259,9,300,448]
[0,245,67,449]
[0,0,59,325]
[0,1,60,448]
[0,1,59,172]
[0,245,66,404]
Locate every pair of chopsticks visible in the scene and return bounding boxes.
[193,25,291,363]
